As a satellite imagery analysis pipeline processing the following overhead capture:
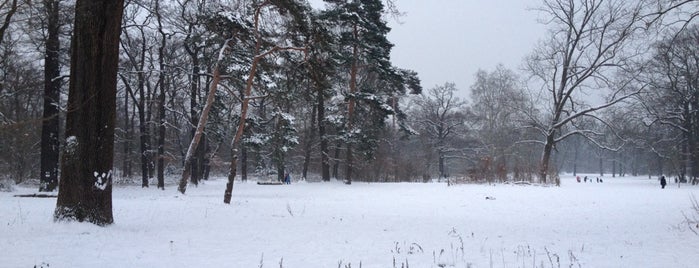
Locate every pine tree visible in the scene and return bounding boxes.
[322,0,420,183]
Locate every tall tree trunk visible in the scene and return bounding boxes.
[138,107,150,187]
[573,141,578,177]
[438,152,445,179]
[39,0,61,192]
[599,150,604,177]
[344,24,359,185]
[241,139,248,181]
[332,142,341,179]
[122,81,131,178]
[318,94,330,182]
[302,104,316,180]
[54,0,124,225]
[224,149,238,203]
[188,50,202,186]
[155,0,166,190]
[612,152,617,178]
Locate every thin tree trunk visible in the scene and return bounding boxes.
[344,24,359,185]
[223,149,237,203]
[241,142,248,181]
[318,92,330,181]
[136,39,150,187]
[54,0,124,225]
[302,105,316,180]
[332,142,341,179]
[139,110,150,187]
[39,0,61,192]
[155,0,166,190]
[122,82,131,178]
[188,47,200,186]
[599,149,604,177]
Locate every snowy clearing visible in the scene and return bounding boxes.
[2,175,698,268]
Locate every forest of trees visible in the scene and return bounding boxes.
[1,0,698,206]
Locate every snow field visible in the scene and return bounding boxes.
[1,175,698,267]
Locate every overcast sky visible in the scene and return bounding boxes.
[386,0,546,99]
[309,0,547,100]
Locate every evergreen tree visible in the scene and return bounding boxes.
[322,0,420,183]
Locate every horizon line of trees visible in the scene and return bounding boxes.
[1,0,698,194]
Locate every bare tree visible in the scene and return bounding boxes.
[470,64,528,182]
[637,25,699,183]
[411,82,467,179]
[525,0,652,183]
[119,2,155,187]
[0,0,19,45]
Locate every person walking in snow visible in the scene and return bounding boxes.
[660,175,667,189]
[284,173,292,184]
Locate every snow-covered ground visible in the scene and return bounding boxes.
[2,174,698,268]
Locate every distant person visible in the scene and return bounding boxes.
[576,176,581,183]
[596,177,599,183]
[660,176,667,189]
[598,177,603,183]
[284,173,291,184]
[584,176,588,183]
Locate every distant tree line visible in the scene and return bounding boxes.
[1,0,698,194]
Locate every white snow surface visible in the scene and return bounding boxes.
[2,175,698,268]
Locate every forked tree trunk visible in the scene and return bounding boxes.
[54,0,124,226]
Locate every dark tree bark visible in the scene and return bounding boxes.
[54,0,125,226]
[241,144,248,181]
[332,142,341,179]
[302,104,316,180]
[343,24,359,185]
[122,84,131,178]
[137,70,151,188]
[155,0,166,190]
[39,0,61,192]
[0,0,18,45]
[318,89,330,181]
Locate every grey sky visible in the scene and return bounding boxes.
[310,0,547,99]
[386,0,545,99]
